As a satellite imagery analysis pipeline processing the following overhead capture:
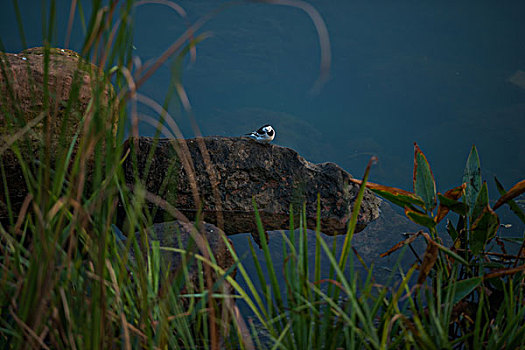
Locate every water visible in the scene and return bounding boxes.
[134,1,525,197]
[1,1,523,246]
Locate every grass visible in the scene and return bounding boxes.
[1,1,524,349]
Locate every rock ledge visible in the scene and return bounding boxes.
[122,136,381,238]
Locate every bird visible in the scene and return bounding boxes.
[245,124,275,143]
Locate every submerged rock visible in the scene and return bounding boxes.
[508,70,525,90]
[128,220,236,291]
[121,136,381,243]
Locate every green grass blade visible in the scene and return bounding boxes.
[339,156,376,271]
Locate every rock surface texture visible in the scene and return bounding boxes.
[0,47,116,220]
[122,136,381,240]
[0,47,116,147]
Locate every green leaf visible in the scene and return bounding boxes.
[462,145,482,217]
[405,207,437,229]
[445,277,482,305]
[436,242,470,266]
[413,143,436,212]
[339,156,376,270]
[486,277,504,291]
[149,240,161,296]
[435,183,466,223]
[456,215,466,236]
[470,206,500,255]
[446,219,458,241]
[437,193,468,216]
[471,182,489,222]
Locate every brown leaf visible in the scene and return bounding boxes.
[380,231,423,258]
[483,264,525,280]
[349,178,425,209]
[435,183,466,223]
[352,247,369,272]
[444,183,467,201]
[416,236,439,285]
[434,207,448,224]
[493,179,525,210]
[349,178,415,197]
[495,236,507,255]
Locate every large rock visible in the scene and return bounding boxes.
[0,47,116,148]
[122,136,381,241]
[0,47,117,220]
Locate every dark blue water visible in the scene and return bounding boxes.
[133,1,525,207]
[1,1,524,229]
